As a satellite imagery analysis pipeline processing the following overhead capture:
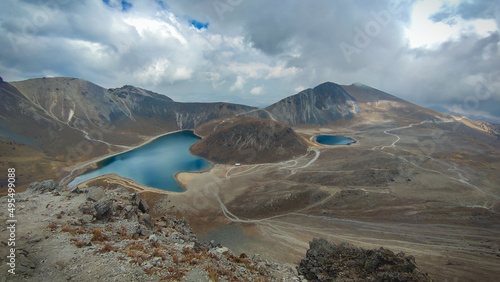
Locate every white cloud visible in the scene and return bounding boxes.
[405,0,497,49]
[134,58,171,85]
[227,62,299,80]
[229,75,245,92]
[250,86,263,95]
[294,85,306,93]
[124,16,188,45]
[0,0,499,120]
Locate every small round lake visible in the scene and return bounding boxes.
[68,130,211,192]
[315,135,356,145]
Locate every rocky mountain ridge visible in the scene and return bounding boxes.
[8,77,256,138]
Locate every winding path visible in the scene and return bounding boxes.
[371,117,499,200]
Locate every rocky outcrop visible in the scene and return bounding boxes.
[190,117,309,164]
[26,180,61,193]
[297,238,431,281]
[264,82,358,125]
[0,180,299,281]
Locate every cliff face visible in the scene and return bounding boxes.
[190,117,309,164]
[265,82,359,125]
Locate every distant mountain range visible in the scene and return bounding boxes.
[1,76,498,188]
[427,105,500,124]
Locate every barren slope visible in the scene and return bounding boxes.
[190,117,309,164]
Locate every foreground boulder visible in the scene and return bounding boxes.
[297,238,431,281]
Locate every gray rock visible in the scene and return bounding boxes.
[94,199,113,219]
[139,213,152,228]
[184,267,211,282]
[69,186,86,194]
[87,187,105,202]
[138,198,149,214]
[131,193,150,214]
[124,205,133,213]
[79,203,95,215]
[297,238,431,282]
[27,179,57,193]
[136,224,150,237]
[148,234,159,242]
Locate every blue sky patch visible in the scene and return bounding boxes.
[102,0,132,11]
[190,20,209,30]
[157,1,168,11]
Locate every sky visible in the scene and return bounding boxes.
[0,0,499,122]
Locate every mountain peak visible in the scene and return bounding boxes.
[264,81,358,125]
[351,82,369,88]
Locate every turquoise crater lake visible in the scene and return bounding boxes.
[68,131,211,192]
[315,135,356,145]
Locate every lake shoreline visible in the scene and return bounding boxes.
[61,129,213,191]
[314,135,357,146]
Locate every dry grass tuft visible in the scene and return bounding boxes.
[151,248,166,260]
[127,250,148,266]
[99,243,117,253]
[162,266,186,281]
[151,240,160,248]
[61,225,83,235]
[90,227,108,242]
[126,241,145,251]
[144,267,160,276]
[77,227,86,234]
[172,253,179,264]
[118,226,128,239]
[205,265,219,282]
[70,238,89,248]
[47,222,57,230]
